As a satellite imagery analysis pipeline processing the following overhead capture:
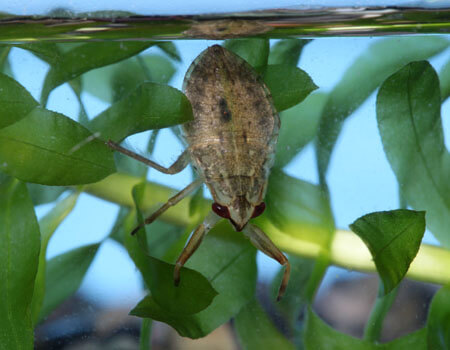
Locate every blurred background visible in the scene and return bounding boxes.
[2,1,449,349]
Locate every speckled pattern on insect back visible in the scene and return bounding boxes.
[182,45,280,209]
[107,44,290,300]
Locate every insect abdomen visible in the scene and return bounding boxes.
[182,45,279,202]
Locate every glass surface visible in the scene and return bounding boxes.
[1,2,449,349]
[0,3,450,42]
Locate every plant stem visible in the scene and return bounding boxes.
[139,318,152,350]
[364,282,398,342]
[305,253,329,303]
[84,173,450,287]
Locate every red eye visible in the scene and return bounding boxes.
[212,203,230,219]
[251,202,266,218]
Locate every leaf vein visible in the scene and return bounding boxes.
[374,220,417,259]
[209,245,252,283]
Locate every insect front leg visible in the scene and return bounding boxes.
[243,223,291,301]
[107,140,190,174]
[174,211,221,286]
[131,178,203,235]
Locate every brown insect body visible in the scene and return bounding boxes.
[107,44,290,300]
[183,45,280,231]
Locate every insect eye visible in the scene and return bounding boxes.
[251,202,266,218]
[212,203,231,219]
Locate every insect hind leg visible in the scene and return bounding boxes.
[243,223,290,301]
[107,140,190,174]
[174,211,221,285]
[131,178,203,235]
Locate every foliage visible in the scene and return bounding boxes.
[350,209,426,295]
[377,61,450,248]
[0,176,40,349]
[0,37,449,349]
[315,36,449,184]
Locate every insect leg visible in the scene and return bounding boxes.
[243,223,290,301]
[174,211,221,285]
[107,140,190,174]
[131,178,203,235]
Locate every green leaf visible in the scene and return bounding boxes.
[40,41,154,105]
[0,46,12,76]
[155,41,181,62]
[126,183,217,315]
[224,39,270,68]
[264,170,334,248]
[113,127,159,178]
[15,42,61,66]
[376,61,450,247]
[349,210,425,295]
[56,43,83,54]
[27,184,67,206]
[427,285,450,349]
[316,36,449,182]
[38,243,100,322]
[112,55,176,102]
[145,220,185,260]
[384,328,428,350]
[0,72,38,129]
[0,176,40,349]
[115,150,148,178]
[83,54,176,103]
[31,193,79,324]
[304,307,427,350]
[130,221,257,339]
[109,207,182,253]
[107,206,131,245]
[305,307,371,350]
[440,58,450,101]
[383,329,427,350]
[189,185,205,217]
[262,64,317,112]
[269,39,311,66]
[263,171,334,305]
[89,82,193,142]
[0,107,116,185]
[128,245,217,315]
[235,299,295,350]
[274,92,327,168]
[72,84,90,127]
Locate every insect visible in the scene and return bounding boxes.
[107,44,290,300]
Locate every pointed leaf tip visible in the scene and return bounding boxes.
[350,209,426,295]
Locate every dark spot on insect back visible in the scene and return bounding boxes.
[243,131,247,143]
[219,97,232,122]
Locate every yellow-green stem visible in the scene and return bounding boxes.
[364,283,398,342]
[84,173,450,286]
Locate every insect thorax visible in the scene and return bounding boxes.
[182,44,279,207]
